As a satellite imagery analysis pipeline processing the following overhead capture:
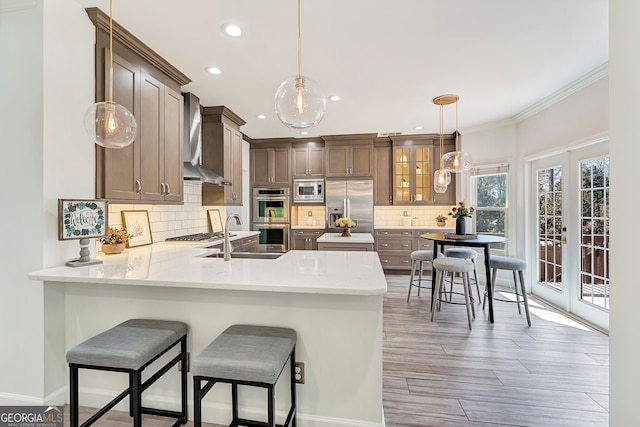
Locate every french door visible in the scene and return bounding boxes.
[530,142,609,330]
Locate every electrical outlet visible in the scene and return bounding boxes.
[177,352,190,372]
[308,210,313,216]
[294,362,305,384]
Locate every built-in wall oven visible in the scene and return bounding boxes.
[252,188,290,252]
[253,188,290,223]
[254,223,289,253]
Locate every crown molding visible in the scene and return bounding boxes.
[513,62,609,123]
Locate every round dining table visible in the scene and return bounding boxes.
[420,233,509,323]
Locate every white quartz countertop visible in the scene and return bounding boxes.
[28,239,386,296]
[316,233,375,243]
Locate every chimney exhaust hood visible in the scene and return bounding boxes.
[182,92,231,186]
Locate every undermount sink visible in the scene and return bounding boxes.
[206,252,284,260]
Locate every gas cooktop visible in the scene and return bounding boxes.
[166,232,231,242]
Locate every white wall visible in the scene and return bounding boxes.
[0,0,45,403]
[609,1,639,425]
[0,0,95,404]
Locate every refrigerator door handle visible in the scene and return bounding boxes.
[346,198,351,218]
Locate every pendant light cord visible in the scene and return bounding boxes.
[439,105,444,170]
[108,0,113,103]
[455,99,459,152]
[297,0,302,78]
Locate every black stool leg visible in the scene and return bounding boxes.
[70,366,79,427]
[180,337,188,423]
[232,383,239,423]
[131,370,142,427]
[193,377,202,427]
[290,349,297,427]
[267,385,275,427]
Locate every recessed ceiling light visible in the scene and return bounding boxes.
[206,67,222,75]
[414,125,423,130]
[328,95,341,101]
[256,114,267,119]
[221,23,243,37]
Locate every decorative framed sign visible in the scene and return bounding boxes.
[208,209,223,233]
[58,199,108,240]
[121,210,153,247]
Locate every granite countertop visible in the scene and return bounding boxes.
[28,241,386,296]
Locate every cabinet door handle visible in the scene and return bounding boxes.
[135,180,141,194]
[165,183,170,195]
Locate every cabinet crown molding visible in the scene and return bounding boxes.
[85,7,191,86]
[201,106,247,127]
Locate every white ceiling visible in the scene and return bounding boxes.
[75,0,608,140]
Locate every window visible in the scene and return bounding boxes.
[470,166,508,237]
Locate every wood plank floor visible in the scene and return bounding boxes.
[63,273,609,427]
[384,274,609,427]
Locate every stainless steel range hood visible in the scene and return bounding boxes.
[183,92,231,186]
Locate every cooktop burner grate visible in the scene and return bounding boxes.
[166,232,226,242]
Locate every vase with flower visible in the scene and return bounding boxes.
[99,226,131,254]
[336,217,357,237]
[448,201,475,235]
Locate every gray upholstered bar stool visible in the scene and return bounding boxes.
[66,319,189,427]
[192,324,297,427]
[444,247,482,302]
[483,255,532,326]
[406,249,434,303]
[431,257,476,329]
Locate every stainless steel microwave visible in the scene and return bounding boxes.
[293,179,324,203]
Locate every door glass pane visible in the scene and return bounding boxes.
[537,167,562,291]
[395,148,410,202]
[579,157,610,310]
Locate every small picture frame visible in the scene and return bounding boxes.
[208,209,223,233]
[121,210,153,247]
[58,199,108,240]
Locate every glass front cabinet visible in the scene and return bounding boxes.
[390,135,456,205]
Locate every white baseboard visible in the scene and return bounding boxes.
[62,387,384,427]
[0,387,66,406]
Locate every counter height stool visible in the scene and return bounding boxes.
[406,250,434,303]
[444,247,482,302]
[431,257,475,330]
[192,324,297,427]
[483,255,532,326]
[66,319,189,427]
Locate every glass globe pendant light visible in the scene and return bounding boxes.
[441,95,472,172]
[274,0,326,129]
[433,95,452,194]
[84,0,137,149]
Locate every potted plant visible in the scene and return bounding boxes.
[99,226,131,254]
[435,214,447,227]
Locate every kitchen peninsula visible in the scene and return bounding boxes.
[28,241,386,427]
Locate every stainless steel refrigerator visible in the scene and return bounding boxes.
[326,180,374,234]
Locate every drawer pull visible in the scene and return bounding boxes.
[401,260,410,263]
[401,244,409,247]
[381,243,388,247]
